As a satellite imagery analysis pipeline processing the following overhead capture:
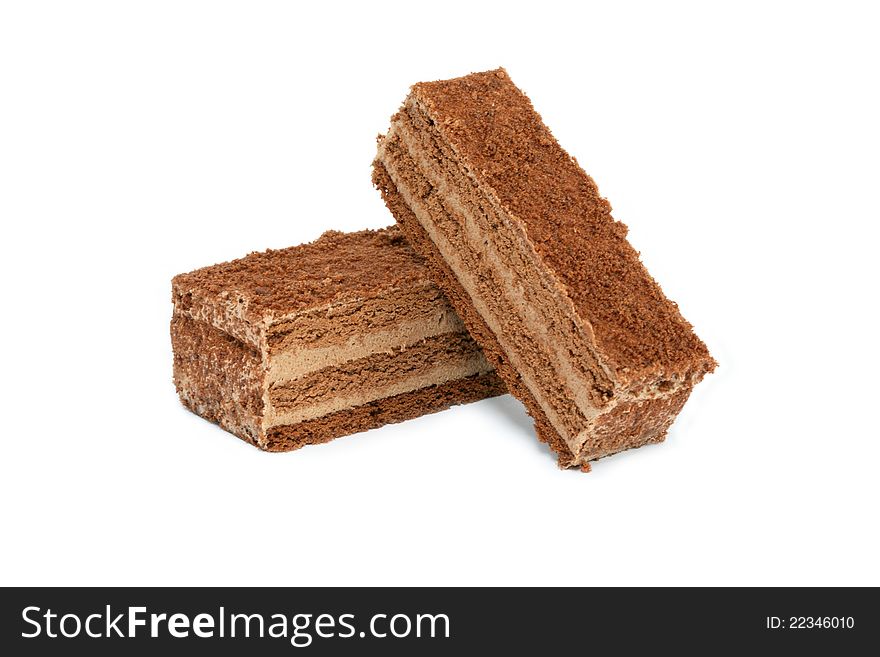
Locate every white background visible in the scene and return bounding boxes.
[2,1,878,587]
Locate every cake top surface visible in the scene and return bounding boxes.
[410,68,713,379]
[172,226,430,320]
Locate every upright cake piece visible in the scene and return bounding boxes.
[373,68,715,470]
[171,227,504,451]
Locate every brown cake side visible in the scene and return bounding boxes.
[171,226,505,451]
[372,163,576,464]
[373,69,716,469]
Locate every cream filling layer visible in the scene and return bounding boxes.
[262,352,492,429]
[267,311,465,384]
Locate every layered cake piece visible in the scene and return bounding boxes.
[171,227,504,451]
[373,68,716,470]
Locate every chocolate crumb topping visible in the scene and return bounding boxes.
[412,69,713,378]
[172,226,429,320]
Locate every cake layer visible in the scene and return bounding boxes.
[265,332,492,427]
[171,226,505,452]
[264,285,461,355]
[373,69,716,469]
[173,228,434,323]
[262,371,505,452]
[172,229,460,350]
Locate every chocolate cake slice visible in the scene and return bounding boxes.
[373,68,716,470]
[171,226,505,451]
